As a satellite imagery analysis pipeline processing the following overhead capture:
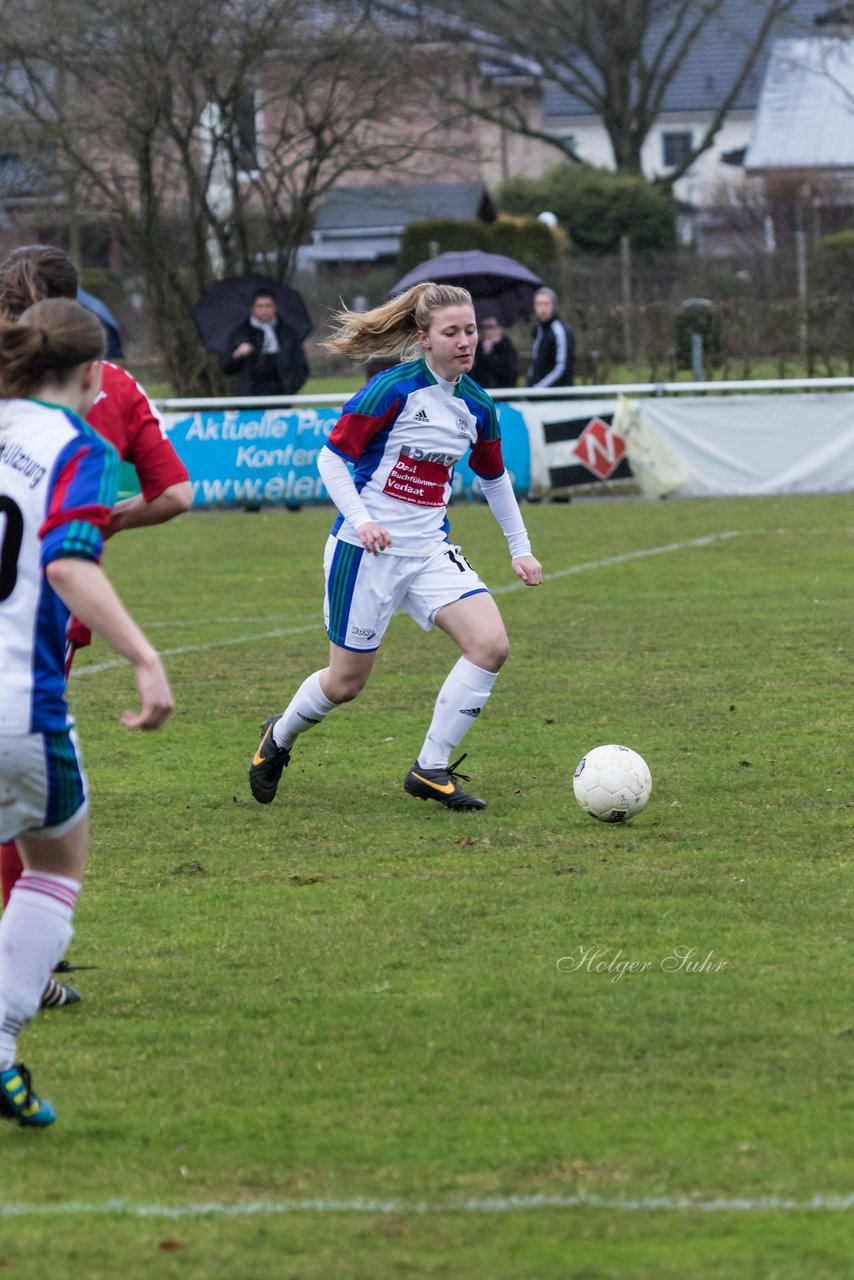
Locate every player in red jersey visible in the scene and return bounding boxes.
[0,246,191,1004]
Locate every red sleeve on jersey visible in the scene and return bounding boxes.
[39,436,115,565]
[326,402,400,462]
[88,364,189,501]
[40,503,110,540]
[468,436,504,479]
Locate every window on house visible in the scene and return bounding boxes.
[662,130,693,169]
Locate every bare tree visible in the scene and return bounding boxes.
[0,0,471,392]
[373,0,807,184]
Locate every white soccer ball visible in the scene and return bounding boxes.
[573,744,652,823]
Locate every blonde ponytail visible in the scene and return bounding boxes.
[323,282,473,359]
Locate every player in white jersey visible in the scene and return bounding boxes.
[0,299,172,1126]
[249,282,542,811]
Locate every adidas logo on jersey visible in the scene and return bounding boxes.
[413,408,429,423]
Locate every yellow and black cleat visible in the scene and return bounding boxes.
[403,754,486,811]
[248,714,290,804]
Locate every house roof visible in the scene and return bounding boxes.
[312,181,496,233]
[543,0,820,118]
[745,37,854,169]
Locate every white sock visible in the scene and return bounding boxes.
[273,670,338,751]
[417,657,499,770]
[0,872,78,1069]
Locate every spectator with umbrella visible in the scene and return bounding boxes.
[192,275,310,398]
[221,288,309,397]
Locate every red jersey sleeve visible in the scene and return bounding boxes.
[87,363,189,502]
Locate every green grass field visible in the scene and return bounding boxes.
[2,494,853,1278]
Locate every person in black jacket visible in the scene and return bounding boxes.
[471,315,519,389]
[221,289,309,396]
[526,287,574,388]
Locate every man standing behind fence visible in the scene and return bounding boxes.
[527,287,574,389]
[221,289,309,397]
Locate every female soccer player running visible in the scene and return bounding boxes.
[0,299,172,1126]
[249,282,542,812]
[0,246,191,1006]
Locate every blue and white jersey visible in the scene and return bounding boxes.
[0,398,117,734]
[324,358,505,556]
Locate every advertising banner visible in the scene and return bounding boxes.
[161,402,533,507]
[518,399,629,496]
[154,389,854,506]
[615,392,854,497]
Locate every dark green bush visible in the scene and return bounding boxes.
[396,216,558,274]
[488,217,557,270]
[397,220,490,274]
[497,164,677,255]
[813,229,854,292]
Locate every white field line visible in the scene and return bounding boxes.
[71,622,325,677]
[141,613,316,630]
[1,1190,854,1219]
[493,528,744,594]
[70,529,746,679]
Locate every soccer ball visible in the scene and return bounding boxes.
[573,744,652,823]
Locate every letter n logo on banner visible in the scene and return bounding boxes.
[572,417,627,480]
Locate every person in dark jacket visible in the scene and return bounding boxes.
[221,289,309,396]
[526,287,574,388]
[471,315,519,389]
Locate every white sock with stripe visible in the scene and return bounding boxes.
[417,657,499,770]
[0,872,78,1069]
[273,670,338,751]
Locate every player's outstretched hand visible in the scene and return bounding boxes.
[512,554,543,586]
[356,521,393,556]
[122,654,174,730]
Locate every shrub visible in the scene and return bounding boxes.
[396,219,490,274]
[813,229,854,292]
[488,216,558,270]
[396,216,559,275]
[497,164,677,255]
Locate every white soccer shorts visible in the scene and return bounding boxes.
[323,535,489,652]
[0,727,88,842]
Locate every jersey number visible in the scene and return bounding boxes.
[0,496,24,603]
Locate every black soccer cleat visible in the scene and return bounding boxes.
[40,977,81,1010]
[249,714,290,804]
[403,754,486,811]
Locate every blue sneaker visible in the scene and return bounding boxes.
[0,1063,56,1127]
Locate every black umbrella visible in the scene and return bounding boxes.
[191,273,313,356]
[390,250,544,327]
